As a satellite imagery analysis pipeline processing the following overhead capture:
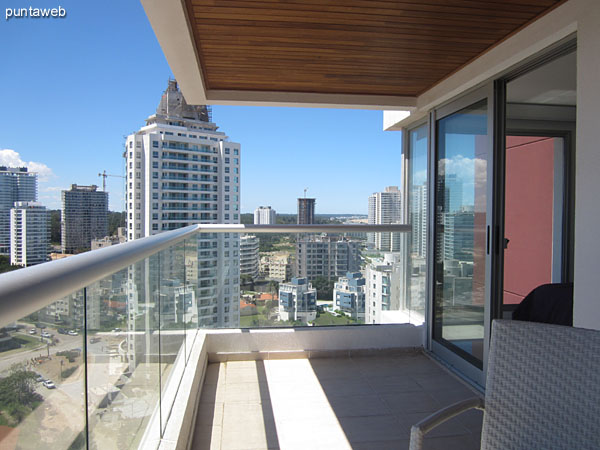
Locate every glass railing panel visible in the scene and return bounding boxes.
[406,124,429,325]
[204,230,419,329]
[0,291,86,449]
[86,252,161,449]
[158,240,187,434]
[184,237,199,363]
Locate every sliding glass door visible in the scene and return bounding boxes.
[431,87,494,386]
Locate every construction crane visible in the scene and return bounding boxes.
[98,170,125,191]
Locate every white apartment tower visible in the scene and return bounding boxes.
[365,253,404,325]
[10,201,49,266]
[368,186,403,252]
[254,206,276,224]
[125,80,241,329]
[0,166,37,255]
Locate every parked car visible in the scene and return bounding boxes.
[29,328,36,335]
[43,380,56,389]
[41,331,52,338]
[57,328,68,335]
[112,328,122,333]
[35,374,44,382]
[68,330,78,336]
[89,337,101,344]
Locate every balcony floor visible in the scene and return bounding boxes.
[192,351,483,449]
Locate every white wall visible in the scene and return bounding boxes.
[572,0,600,330]
[204,324,424,356]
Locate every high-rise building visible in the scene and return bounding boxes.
[443,211,474,262]
[10,201,49,266]
[297,198,315,224]
[240,235,260,280]
[410,183,428,258]
[441,174,464,214]
[333,271,366,321]
[61,184,108,254]
[254,206,276,225]
[278,277,317,323]
[368,186,403,251]
[296,235,359,281]
[125,79,241,328]
[0,166,37,255]
[365,253,404,325]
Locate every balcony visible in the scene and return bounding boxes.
[0,223,466,450]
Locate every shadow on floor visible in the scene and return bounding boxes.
[307,351,483,449]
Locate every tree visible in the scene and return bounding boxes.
[268,280,279,295]
[313,276,335,300]
[50,210,61,244]
[240,274,254,290]
[0,365,42,425]
[108,211,126,236]
[0,255,20,274]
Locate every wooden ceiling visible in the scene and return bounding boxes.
[184,0,565,98]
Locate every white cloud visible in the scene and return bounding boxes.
[0,149,55,182]
[413,169,427,185]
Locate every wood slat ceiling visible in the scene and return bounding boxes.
[185,0,565,97]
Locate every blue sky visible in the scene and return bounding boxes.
[1,0,402,214]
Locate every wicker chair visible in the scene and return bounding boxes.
[409,319,600,450]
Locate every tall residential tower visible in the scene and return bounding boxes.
[10,201,49,266]
[61,184,108,254]
[0,167,37,255]
[254,206,276,225]
[125,80,241,328]
[297,197,316,224]
[368,186,403,252]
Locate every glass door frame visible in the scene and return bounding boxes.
[428,83,496,388]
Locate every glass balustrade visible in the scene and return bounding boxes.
[0,227,423,449]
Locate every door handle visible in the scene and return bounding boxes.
[503,238,510,249]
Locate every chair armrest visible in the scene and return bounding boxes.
[409,397,484,450]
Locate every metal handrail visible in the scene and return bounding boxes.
[0,223,409,328]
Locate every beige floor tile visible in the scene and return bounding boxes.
[221,403,278,450]
[196,401,224,428]
[200,381,226,403]
[381,391,442,414]
[224,381,269,404]
[192,425,222,450]
[326,394,393,418]
[366,374,424,394]
[338,415,409,443]
[275,416,352,450]
[204,363,224,385]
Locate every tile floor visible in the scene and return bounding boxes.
[192,352,483,450]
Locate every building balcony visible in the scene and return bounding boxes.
[0,223,459,450]
[162,143,214,154]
